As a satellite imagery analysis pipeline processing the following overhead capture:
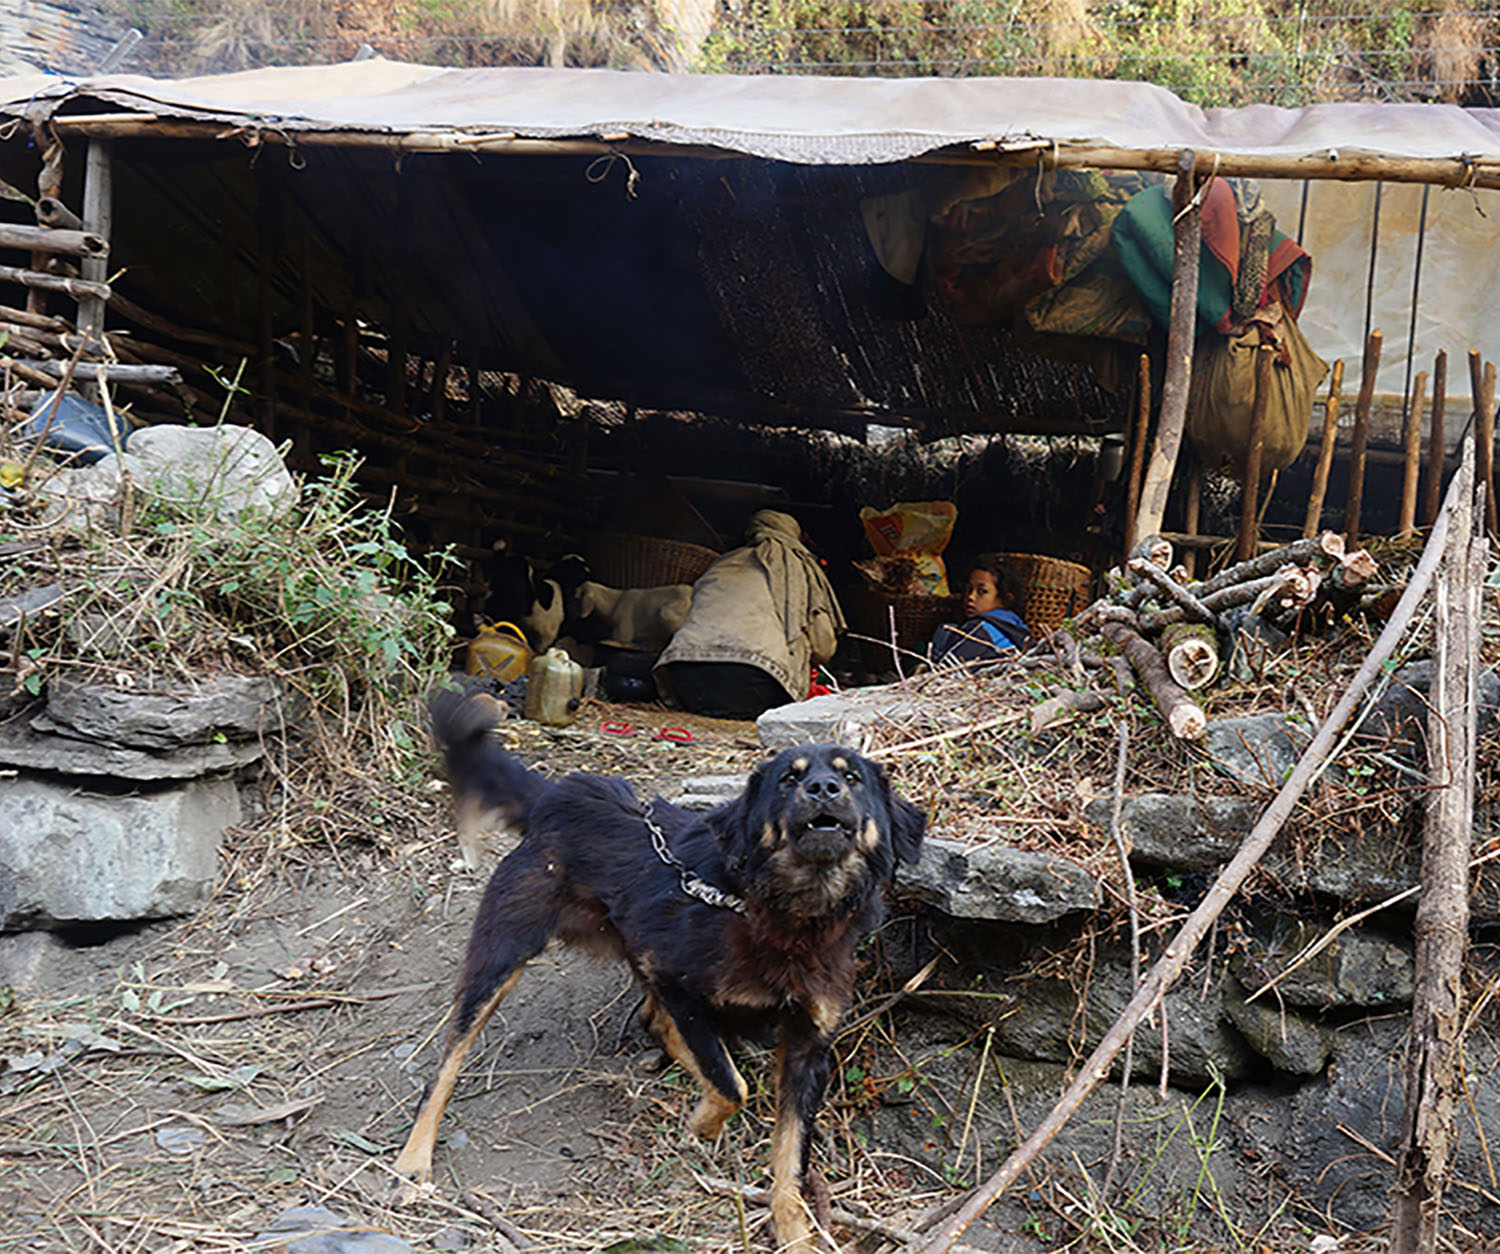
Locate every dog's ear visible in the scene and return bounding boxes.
[869,758,925,866]
[706,758,773,863]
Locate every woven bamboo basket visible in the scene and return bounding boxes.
[997,552,1093,632]
[847,586,964,672]
[586,533,719,589]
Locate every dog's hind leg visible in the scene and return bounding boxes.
[642,982,747,1139]
[392,862,560,1193]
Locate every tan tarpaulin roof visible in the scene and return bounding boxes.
[5,59,1500,166]
[1,61,1496,416]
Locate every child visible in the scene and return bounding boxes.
[929,555,1030,666]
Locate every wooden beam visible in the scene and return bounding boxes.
[44,114,1500,189]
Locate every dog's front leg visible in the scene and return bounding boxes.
[771,1005,835,1252]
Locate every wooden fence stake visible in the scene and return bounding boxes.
[1236,344,1273,562]
[1387,436,1482,1254]
[1398,369,1427,540]
[1303,357,1344,538]
[1123,352,1151,557]
[1478,359,1497,539]
[1344,329,1382,545]
[1422,350,1447,527]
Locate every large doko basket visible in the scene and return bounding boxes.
[998,552,1093,634]
[585,534,719,589]
[846,586,964,673]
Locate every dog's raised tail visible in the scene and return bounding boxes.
[429,687,548,834]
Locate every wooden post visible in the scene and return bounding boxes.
[79,139,112,343]
[1422,351,1447,527]
[1386,437,1481,1254]
[1303,358,1345,538]
[1123,352,1151,556]
[430,338,453,423]
[1181,458,1202,580]
[1479,359,1497,539]
[1236,344,1274,562]
[1133,150,1202,543]
[1345,329,1383,545]
[1398,369,1427,540]
[255,167,279,438]
[30,131,65,319]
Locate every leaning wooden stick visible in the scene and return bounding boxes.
[1303,357,1345,538]
[917,445,1470,1254]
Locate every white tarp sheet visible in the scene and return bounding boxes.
[2,60,1497,406]
[5,59,1500,167]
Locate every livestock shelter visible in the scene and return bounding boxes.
[0,62,1498,597]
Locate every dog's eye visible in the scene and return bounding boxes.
[843,769,861,785]
[780,769,800,786]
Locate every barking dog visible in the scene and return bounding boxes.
[394,689,925,1249]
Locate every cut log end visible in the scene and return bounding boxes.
[1166,636,1220,690]
[1168,702,1207,739]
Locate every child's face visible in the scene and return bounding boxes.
[965,569,1004,615]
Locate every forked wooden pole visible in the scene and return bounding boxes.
[1303,357,1345,538]
[917,453,1470,1254]
[1132,150,1202,543]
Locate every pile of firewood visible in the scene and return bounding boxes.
[1020,530,1381,740]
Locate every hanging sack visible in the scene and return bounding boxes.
[1186,307,1328,481]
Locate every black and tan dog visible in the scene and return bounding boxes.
[393,689,925,1250]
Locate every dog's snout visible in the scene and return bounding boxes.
[802,772,847,802]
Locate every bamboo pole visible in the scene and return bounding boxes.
[79,139,112,341]
[0,224,107,257]
[1345,329,1383,545]
[1303,357,1345,538]
[1387,438,1481,1254]
[1123,352,1150,557]
[1236,344,1273,562]
[918,449,1472,1254]
[1422,351,1447,528]
[45,115,1500,189]
[0,264,109,302]
[1133,150,1201,543]
[1398,369,1427,540]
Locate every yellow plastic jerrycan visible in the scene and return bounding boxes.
[523,647,584,727]
[466,621,533,683]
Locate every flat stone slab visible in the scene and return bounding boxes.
[0,718,266,781]
[0,774,238,929]
[897,834,1100,923]
[757,683,927,750]
[39,674,306,749]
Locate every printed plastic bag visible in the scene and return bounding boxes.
[858,500,957,595]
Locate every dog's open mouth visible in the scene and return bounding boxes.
[795,813,856,862]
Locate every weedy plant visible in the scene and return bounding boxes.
[3,434,456,785]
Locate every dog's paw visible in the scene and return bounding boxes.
[390,1174,436,1207]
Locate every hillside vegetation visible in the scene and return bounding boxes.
[109,0,1500,106]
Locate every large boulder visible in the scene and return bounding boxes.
[0,774,238,929]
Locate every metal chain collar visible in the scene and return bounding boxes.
[642,802,746,914]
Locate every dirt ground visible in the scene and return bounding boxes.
[0,703,1033,1254]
